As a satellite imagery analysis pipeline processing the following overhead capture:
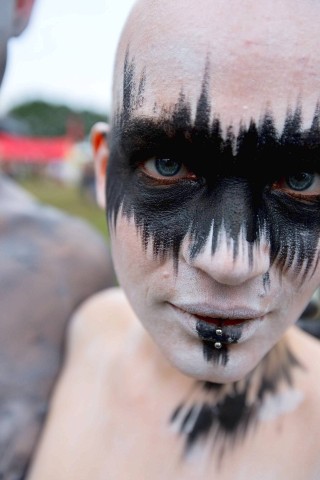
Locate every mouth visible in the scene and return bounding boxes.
[172,303,266,324]
[170,303,267,344]
[193,315,253,327]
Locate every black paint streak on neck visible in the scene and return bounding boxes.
[170,344,303,460]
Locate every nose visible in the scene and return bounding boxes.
[182,228,270,286]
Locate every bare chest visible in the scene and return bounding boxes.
[29,330,320,480]
[39,382,320,480]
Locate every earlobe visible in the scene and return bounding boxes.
[90,122,110,210]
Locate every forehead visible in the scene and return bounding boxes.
[113,0,320,131]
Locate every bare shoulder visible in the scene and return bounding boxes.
[290,326,320,399]
[292,326,320,361]
[66,287,139,357]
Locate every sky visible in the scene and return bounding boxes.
[0,0,136,116]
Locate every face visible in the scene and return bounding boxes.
[107,0,320,383]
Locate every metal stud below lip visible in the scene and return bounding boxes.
[214,341,222,350]
[215,328,223,336]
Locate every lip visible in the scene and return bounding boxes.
[172,303,266,320]
[169,302,268,342]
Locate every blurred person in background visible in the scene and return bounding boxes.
[0,1,115,478]
[28,1,320,479]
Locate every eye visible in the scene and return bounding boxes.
[142,157,196,181]
[272,172,320,196]
[286,172,314,191]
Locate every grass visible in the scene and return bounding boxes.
[19,177,109,238]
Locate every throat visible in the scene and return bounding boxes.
[170,340,303,459]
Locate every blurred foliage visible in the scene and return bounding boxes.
[19,177,108,238]
[7,100,108,138]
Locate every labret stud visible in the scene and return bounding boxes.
[215,329,223,349]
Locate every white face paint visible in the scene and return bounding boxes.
[114,0,320,132]
[258,389,304,422]
[111,216,320,384]
[109,0,320,384]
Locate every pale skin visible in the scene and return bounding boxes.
[0,1,115,477]
[29,1,320,478]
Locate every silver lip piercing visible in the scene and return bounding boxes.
[214,342,222,350]
[215,328,223,336]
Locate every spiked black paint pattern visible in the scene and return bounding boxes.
[196,321,242,366]
[108,50,320,277]
[170,344,302,459]
[196,320,242,345]
[201,340,229,366]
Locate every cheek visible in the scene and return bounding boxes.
[110,216,163,288]
[299,269,320,304]
[111,218,144,279]
[279,257,320,320]
[110,215,177,319]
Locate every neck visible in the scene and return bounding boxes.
[170,337,303,458]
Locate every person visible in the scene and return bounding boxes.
[0,1,116,478]
[28,0,320,478]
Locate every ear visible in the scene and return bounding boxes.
[90,122,110,210]
[13,0,36,37]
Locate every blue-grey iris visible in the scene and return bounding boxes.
[155,158,181,177]
[287,172,314,191]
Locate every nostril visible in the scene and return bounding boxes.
[186,246,270,286]
[180,227,271,286]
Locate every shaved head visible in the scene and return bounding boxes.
[103,0,320,383]
[109,0,320,274]
[113,0,320,130]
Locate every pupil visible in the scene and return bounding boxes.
[155,158,181,177]
[287,172,314,191]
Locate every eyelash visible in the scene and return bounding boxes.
[140,157,198,184]
[271,172,320,198]
[138,154,320,199]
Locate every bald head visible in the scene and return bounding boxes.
[113,0,320,131]
[106,0,320,275]
[102,0,320,383]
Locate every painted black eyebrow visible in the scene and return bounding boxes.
[111,111,320,185]
[113,48,320,179]
[112,116,189,153]
[111,115,213,177]
[107,49,320,281]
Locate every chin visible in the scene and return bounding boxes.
[165,348,254,385]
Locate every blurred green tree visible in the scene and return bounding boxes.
[7,100,108,138]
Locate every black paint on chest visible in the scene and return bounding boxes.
[170,344,302,458]
[108,50,320,277]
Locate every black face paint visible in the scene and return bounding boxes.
[196,321,242,365]
[108,50,320,280]
[201,340,229,366]
[262,272,271,291]
[170,344,302,459]
[196,320,242,344]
